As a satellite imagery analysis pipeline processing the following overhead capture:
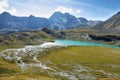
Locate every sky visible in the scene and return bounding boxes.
[0,0,120,21]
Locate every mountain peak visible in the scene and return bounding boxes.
[53,12,71,16]
[116,11,120,15]
[54,11,63,14]
[51,11,63,16]
[95,11,120,33]
[1,11,11,16]
[64,12,70,15]
[79,17,87,20]
[29,15,35,18]
[49,11,64,20]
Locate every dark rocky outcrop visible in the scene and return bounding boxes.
[41,28,66,39]
[89,34,120,42]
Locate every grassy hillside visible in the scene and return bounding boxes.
[0,28,120,80]
[65,28,96,41]
[0,30,53,51]
[1,27,119,50]
[64,28,120,46]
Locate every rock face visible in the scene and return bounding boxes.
[89,34,120,41]
[49,12,101,30]
[95,11,120,33]
[87,20,102,27]
[41,27,66,39]
[78,17,88,26]
[77,18,102,27]
[49,12,81,30]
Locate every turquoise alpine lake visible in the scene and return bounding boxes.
[55,39,120,48]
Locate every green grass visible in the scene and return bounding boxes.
[1,46,120,79]
[0,56,58,80]
[0,30,120,80]
[38,46,120,78]
[0,30,53,51]
[0,56,21,77]
[0,74,57,80]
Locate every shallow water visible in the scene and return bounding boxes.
[55,39,120,48]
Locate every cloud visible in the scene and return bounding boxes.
[8,7,17,15]
[75,9,82,14]
[55,6,82,14]
[0,0,8,12]
[0,0,17,15]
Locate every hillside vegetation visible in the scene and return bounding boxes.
[38,46,120,80]
[0,30,53,51]
[0,46,120,80]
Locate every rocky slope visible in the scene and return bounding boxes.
[64,28,120,46]
[2,27,119,48]
[49,12,80,30]
[95,11,120,33]
[41,27,66,39]
[49,12,101,30]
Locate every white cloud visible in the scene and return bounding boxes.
[75,9,82,14]
[0,0,17,15]
[55,6,82,14]
[56,6,73,13]
[8,7,17,15]
[0,0,8,12]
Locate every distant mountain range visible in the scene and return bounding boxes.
[0,11,101,32]
[0,12,50,31]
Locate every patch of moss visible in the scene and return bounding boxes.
[0,67,18,74]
